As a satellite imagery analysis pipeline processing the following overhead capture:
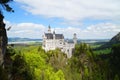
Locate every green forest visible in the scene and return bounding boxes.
[0,0,120,80]
[0,42,120,80]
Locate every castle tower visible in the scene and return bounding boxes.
[42,33,46,50]
[53,30,56,49]
[73,33,77,44]
[53,30,55,39]
[48,25,51,33]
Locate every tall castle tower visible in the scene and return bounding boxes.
[53,30,55,39]
[73,33,77,44]
[48,25,51,33]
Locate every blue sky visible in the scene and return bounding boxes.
[2,0,120,39]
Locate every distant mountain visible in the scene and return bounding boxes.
[8,37,42,42]
[99,32,120,49]
[65,39,109,43]
[109,32,120,44]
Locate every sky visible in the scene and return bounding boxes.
[2,0,120,39]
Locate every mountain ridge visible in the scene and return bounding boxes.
[110,32,120,44]
[8,37,42,42]
[99,32,120,49]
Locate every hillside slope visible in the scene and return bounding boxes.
[110,32,120,44]
[98,32,120,49]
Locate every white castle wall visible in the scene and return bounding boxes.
[42,27,77,58]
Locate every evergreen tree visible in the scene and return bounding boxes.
[0,1,14,80]
[0,0,14,65]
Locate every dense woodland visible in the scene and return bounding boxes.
[0,42,120,80]
[0,0,120,80]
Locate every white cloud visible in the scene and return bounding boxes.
[6,22,47,39]
[5,0,119,39]
[54,23,120,39]
[6,21,120,39]
[81,23,120,39]
[15,0,120,21]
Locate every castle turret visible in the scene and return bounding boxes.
[53,30,55,39]
[42,33,46,48]
[73,33,77,44]
[48,25,51,33]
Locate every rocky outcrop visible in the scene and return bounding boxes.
[106,32,120,47]
[109,32,120,44]
[0,13,8,66]
[106,32,120,48]
[96,32,120,50]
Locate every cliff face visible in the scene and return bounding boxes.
[0,14,8,66]
[95,32,120,50]
[105,32,120,48]
[110,32,120,44]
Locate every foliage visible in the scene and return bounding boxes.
[47,49,67,71]
[0,65,8,80]
[109,43,120,79]
[3,42,120,80]
[93,48,111,55]
[70,43,95,80]
[8,46,65,80]
[0,0,14,12]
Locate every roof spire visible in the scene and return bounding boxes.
[53,30,55,34]
[48,24,51,33]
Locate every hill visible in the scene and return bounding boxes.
[96,32,120,49]
[107,32,120,47]
[8,37,42,42]
[110,32,120,44]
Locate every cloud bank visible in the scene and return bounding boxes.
[6,21,120,39]
[8,0,120,39]
[16,0,120,21]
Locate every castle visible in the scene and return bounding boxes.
[42,26,77,58]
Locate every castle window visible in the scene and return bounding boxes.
[43,45,45,47]
[67,49,69,53]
